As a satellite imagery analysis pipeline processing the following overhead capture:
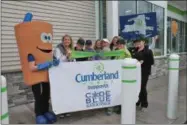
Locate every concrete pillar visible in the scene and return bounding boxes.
[106,1,119,41]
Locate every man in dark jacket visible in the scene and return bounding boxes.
[74,38,88,61]
[130,36,154,110]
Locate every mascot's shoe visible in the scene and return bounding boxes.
[44,112,57,124]
[36,115,48,124]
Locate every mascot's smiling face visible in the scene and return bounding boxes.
[15,21,53,60]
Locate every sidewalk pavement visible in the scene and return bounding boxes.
[9,70,186,124]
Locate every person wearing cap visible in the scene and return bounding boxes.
[85,40,95,61]
[102,38,111,51]
[85,40,94,52]
[132,35,154,111]
[101,38,111,60]
[105,37,131,116]
[74,38,88,61]
[115,37,131,59]
[106,37,131,116]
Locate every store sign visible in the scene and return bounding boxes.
[49,60,123,114]
[119,12,157,40]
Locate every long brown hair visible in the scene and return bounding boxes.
[94,39,101,50]
[110,36,120,50]
[62,34,73,50]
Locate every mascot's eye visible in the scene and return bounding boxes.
[48,36,50,40]
[47,33,53,43]
[41,32,48,43]
[45,36,48,40]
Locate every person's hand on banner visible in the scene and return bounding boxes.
[53,58,60,66]
[66,49,72,58]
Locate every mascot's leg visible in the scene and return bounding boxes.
[32,83,48,124]
[41,83,57,124]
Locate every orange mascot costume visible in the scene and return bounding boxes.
[14,13,59,124]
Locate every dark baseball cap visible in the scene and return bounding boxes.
[116,37,126,45]
[133,35,146,43]
[85,40,92,46]
[77,38,85,46]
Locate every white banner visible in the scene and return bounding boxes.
[49,60,123,114]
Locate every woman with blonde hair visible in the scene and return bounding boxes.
[54,34,74,62]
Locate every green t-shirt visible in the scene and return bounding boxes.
[115,48,131,59]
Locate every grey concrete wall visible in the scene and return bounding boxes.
[2,54,187,108]
[150,53,187,79]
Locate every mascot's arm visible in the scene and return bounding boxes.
[29,61,53,71]
[29,61,38,71]
[28,54,53,71]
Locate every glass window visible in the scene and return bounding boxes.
[182,22,186,52]
[179,21,184,52]
[137,1,153,49]
[185,23,187,52]
[99,1,107,39]
[167,17,187,53]
[171,19,179,53]
[137,1,152,13]
[152,4,165,56]
[118,1,137,47]
[167,17,172,54]
[118,1,136,16]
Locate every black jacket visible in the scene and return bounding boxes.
[74,47,88,61]
[129,45,154,75]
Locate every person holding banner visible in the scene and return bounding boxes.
[53,34,75,117]
[110,36,120,51]
[93,39,103,60]
[106,37,132,115]
[110,36,120,60]
[85,40,94,52]
[74,38,88,61]
[132,36,154,111]
[54,34,74,62]
[85,40,95,61]
[115,37,131,59]
[101,38,111,60]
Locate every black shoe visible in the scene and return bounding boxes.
[136,101,141,107]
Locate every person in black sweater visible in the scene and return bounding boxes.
[74,38,88,61]
[130,36,154,110]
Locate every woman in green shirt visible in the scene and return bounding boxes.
[115,37,131,59]
[106,37,131,116]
